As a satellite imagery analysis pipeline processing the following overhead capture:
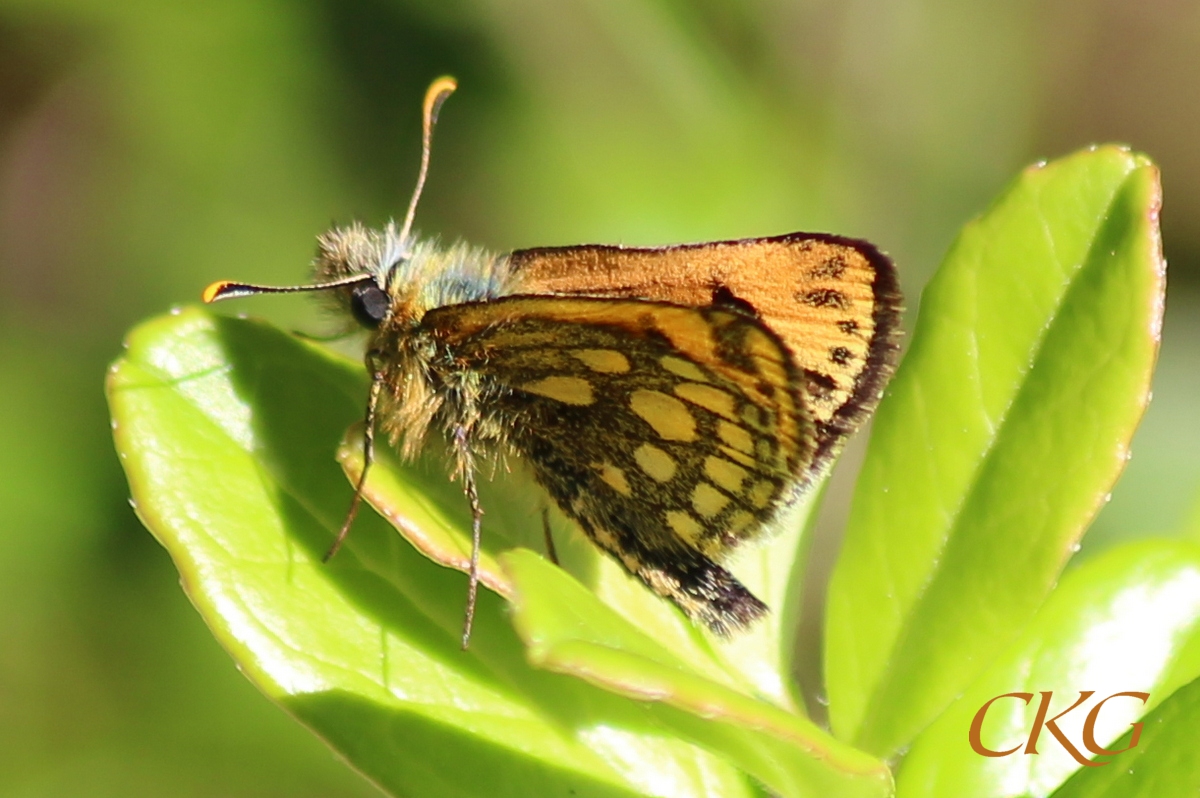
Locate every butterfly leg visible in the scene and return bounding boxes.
[541,507,559,565]
[454,424,484,650]
[324,368,384,562]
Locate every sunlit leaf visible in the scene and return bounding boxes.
[826,147,1166,756]
[108,308,883,797]
[503,549,892,798]
[108,309,763,798]
[1051,672,1200,798]
[896,539,1200,797]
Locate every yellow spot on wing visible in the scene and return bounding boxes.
[673,382,736,420]
[571,348,630,373]
[655,311,719,361]
[741,404,767,429]
[692,482,730,519]
[717,420,754,454]
[727,510,755,534]
[660,355,708,382]
[719,445,755,468]
[749,479,776,508]
[630,389,696,441]
[593,462,632,496]
[521,375,594,405]
[634,443,676,482]
[704,456,748,493]
[666,510,704,545]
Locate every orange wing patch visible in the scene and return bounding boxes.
[507,233,902,464]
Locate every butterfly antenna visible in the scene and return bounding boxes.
[398,76,457,245]
[202,274,373,303]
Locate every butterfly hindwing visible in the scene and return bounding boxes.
[420,295,816,633]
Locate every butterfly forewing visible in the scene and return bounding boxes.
[422,296,816,633]
[508,233,902,466]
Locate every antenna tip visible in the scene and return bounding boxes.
[202,280,236,303]
[424,76,458,124]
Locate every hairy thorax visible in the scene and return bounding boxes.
[314,222,521,461]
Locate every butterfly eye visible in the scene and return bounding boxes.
[350,282,390,327]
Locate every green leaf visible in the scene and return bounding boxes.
[107,309,761,798]
[895,538,1200,797]
[1051,672,1200,798]
[502,549,892,798]
[825,146,1166,756]
[107,307,888,798]
[109,143,1173,797]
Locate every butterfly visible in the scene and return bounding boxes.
[204,77,902,647]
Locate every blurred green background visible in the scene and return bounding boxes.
[1,1,1197,795]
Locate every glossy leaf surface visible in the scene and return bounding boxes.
[826,147,1165,756]
[108,308,889,798]
[1052,672,1200,798]
[896,539,1200,797]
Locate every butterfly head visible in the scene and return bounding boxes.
[200,225,409,331]
[313,221,408,329]
[202,76,464,330]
